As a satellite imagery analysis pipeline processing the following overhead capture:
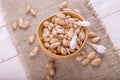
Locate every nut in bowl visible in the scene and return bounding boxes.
[36,11,88,59]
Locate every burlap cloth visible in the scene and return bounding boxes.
[5,0,120,80]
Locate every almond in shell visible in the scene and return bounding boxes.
[92,37,100,43]
[88,32,97,38]
[49,68,56,76]
[29,46,39,57]
[29,34,35,44]
[82,58,90,65]
[59,1,67,10]
[31,9,37,16]
[23,21,30,29]
[12,21,17,30]
[60,47,67,55]
[45,61,55,69]
[92,58,101,65]
[87,52,96,59]
[26,5,30,14]
[18,18,23,28]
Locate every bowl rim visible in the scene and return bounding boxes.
[36,11,88,59]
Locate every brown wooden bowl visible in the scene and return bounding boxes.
[36,11,88,59]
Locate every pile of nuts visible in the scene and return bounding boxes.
[42,13,86,56]
[43,61,56,80]
[75,31,102,66]
[12,5,40,58]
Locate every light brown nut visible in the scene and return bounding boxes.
[60,47,67,55]
[75,28,80,34]
[79,51,87,57]
[54,34,64,40]
[62,39,69,47]
[59,1,67,10]
[69,28,75,32]
[43,21,50,27]
[63,8,72,11]
[76,56,84,62]
[52,29,57,36]
[92,37,100,43]
[29,34,35,44]
[73,9,80,13]
[18,18,23,28]
[51,49,57,54]
[49,34,54,39]
[56,29,64,34]
[30,9,37,16]
[66,31,74,38]
[69,48,75,53]
[92,58,101,65]
[26,5,30,14]
[66,48,71,55]
[50,38,59,44]
[75,44,80,50]
[55,25,62,30]
[57,46,61,54]
[43,75,53,80]
[23,21,30,29]
[51,16,56,23]
[77,38,82,45]
[81,58,90,65]
[87,52,96,59]
[43,28,49,32]
[67,18,76,22]
[44,43,50,48]
[56,13,66,19]
[42,31,50,38]
[45,61,55,69]
[73,24,78,28]
[49,68,56,76]
[88,32,97,38]
[79,31,85,41]
[48,23,54,31]
[12,21,17,30]
[29,46,39,57]
[65,15,71,19]
[43,37,50,42]
[50,42,61,49]
[55,18,66,25]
